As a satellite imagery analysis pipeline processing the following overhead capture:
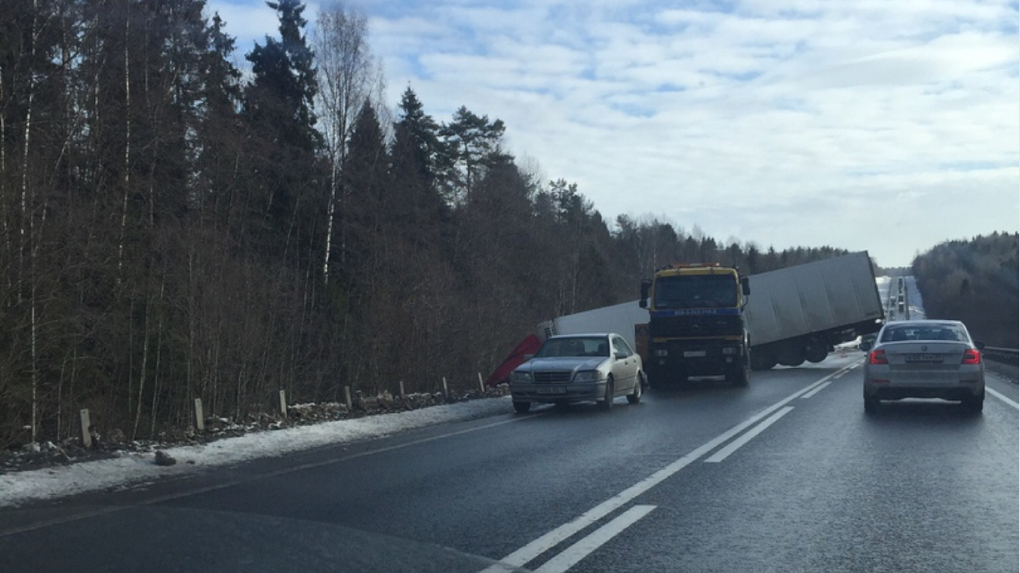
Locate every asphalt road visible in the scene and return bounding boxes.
[2,352,1017,573]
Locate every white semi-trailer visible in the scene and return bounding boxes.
[537,301,648,351]
[741,251,885,369]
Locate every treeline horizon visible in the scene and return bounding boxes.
[0,0,999,449]
[911,232,1018,348]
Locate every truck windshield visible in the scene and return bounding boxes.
[653,274,738,309]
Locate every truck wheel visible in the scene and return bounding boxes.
[750,352,777,371]
[805,341,828,363]
[778,353,805,367]
[646,370,673,389]
[513,401,531,414]
[728,364,750,387]
[598,378,615,411]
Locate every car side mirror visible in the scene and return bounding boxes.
[614,352,627,360]
[974,341,985,350]
[523,354,535,361]
[859,341,872,351]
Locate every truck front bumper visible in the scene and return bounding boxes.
[647,340,746,378]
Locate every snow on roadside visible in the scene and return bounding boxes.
[0,396,512,508]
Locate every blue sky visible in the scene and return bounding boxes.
[209,0,1019,268]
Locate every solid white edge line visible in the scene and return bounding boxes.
[532,505,657,573]
[986,387,1019,410]
[480,363,857,573]
[801,380,832,399]
[704,406,795,463]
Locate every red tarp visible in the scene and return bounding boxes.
[485,334,542,387]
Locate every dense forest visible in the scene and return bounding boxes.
[912,232,1019,348]
[0,0,993,449]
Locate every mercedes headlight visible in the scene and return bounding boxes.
[573,370,602,382]
[511,371,532,382]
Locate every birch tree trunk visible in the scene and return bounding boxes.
[19,0,41,442]
[313,5,379,283]
[117,15,131,281]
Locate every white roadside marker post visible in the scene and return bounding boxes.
[80,409,92,448]
[194,398,205,431]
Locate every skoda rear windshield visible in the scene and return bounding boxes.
[880,324,967,343]
[654,274,737,309]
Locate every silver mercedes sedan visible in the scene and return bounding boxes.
[860,319,985,413]
[509,333,645,413]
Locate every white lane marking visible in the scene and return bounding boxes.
[800,381,832,399]
[704,407,795,463]
[532,505,657,573]
[480,366,853,573]
[987,387,1019,410]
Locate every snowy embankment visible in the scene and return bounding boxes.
[0,396,512,508]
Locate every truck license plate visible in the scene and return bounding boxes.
[537,387,566,394]
[683,350,707,358]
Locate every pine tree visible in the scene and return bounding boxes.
[390,87,445,239]
[243,0,322,242]
[437,106,510,206]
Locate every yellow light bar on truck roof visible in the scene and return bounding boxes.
[672,262,721,268]
[657,262,722,271]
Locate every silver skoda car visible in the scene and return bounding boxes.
[860,319,985,413]
[509,333,645,413]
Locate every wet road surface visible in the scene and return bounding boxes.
[2,353,1017,572]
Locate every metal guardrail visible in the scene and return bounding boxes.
[983,346,1020,365]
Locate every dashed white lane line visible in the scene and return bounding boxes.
[801,380,832,399]
[704,406,795,463]
[480,366,852,573]
[532,505,657,573]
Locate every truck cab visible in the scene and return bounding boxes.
[639,263,751,387]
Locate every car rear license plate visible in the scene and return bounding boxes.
[905,353,942,363]
[537,387,566,394]
[684,350,707,358]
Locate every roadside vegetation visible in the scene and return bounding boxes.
[911,232,1019,348]
[0,1,1007,450]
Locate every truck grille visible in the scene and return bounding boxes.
[533,371,572,383]
[651,315,743,338]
